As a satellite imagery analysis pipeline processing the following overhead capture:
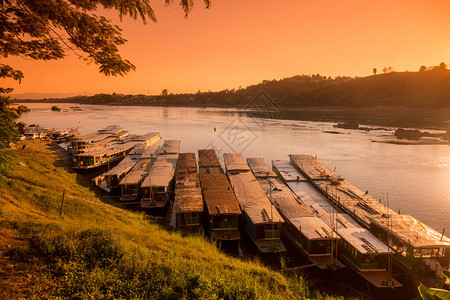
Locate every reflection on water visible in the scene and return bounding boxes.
[18,103,450,232]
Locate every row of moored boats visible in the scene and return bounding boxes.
[68,126,450,289]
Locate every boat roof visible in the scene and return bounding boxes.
[104,154,140,176]
[175,153,197,180]
[290,154,397,225]
[98,125,123,134]
[289,154,344,181]
[290,217,336,240]
[282,177,389,252]
[198,168,241,215]
[315,179,396,225]
[160,140,181,154]
[128,143,148,155]
[368,214,450,248]
[141,157,175,188]
[247,158,277,178]
[140,145,160,159]
[73,131,110,143]
[203,189,241,215]
[224,153,250,172]
[285,178,329,206]
[272,160,308,182]
[173,172,203,213]
[77,141,139,157]
[77,136,118,148]
[74,125,122,143]
[247,158,310,217]
[257,177,335,240]
[198,149,222,169]
[198,168,230,190]
[286,177,367,229]
[258,177,315,219]
[156,153,178,168]
[111,130,129,139]
[133,132,160,142]
[337,227,390,254]
[119,158,153,185]
[227,171,284,224]
[307,202,360,230]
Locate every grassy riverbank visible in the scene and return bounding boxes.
[0,141,340,299]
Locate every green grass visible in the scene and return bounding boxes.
[0,141,341,299]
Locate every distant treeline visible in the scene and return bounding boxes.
[19,68,450,109]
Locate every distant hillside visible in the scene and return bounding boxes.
[18,69,450,109]
[310,70,450,108]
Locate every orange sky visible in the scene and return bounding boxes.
[4,0,450,98]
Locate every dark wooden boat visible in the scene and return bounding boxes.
[224,153,286,253]
[198,149,241,241]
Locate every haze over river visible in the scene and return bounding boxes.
[19,103,450,233]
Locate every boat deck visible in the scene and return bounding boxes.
[368,214,450,248]
[198,149,222,169]
[290,155,397,226]
[227,171,284,224]
[160,140,181,155]
[273,160,308,182]
[247,158,277,178]
[198,168,241,216]
[173,173,203,214]
[140,145,161,159]
[119,158,153,186]
[170,153,203,234]
[141,157,175,189]
[224,153,251,172]
[104,154,140,177]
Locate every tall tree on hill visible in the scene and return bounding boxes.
[438,62,448,70]
[0,0,211,158]
[373,68,377,75]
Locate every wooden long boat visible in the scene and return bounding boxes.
[74,141,137,170]
[198,149,222,169]
[69,125,124,155]
[101,143,150,190]
[289,154,450,276]
[368,214,450,274]
[224,153,285,253]
[160,140,181,154]
[248,158,342,270]
[118,145,160,202]
[73,132,160,170]
[273,160,402,288]
[289,154,394,226]
[168,153,203,235]
[198,149,241,241]
[140,154,176,208]
[94,143,148,191]
[140,140,180,208]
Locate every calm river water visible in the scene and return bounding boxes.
[18,103,450,233]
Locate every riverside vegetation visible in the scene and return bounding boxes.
[0,140,340,299]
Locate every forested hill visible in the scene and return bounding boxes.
[19,69,450,109]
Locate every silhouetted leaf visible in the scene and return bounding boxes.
[418,284,434,300]
[444,269,450,280]
[427,288,450,300]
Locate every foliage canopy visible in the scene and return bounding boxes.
[1,0,211,78]
[0,0,211,155]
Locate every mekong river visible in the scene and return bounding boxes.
[18,103,450,233]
